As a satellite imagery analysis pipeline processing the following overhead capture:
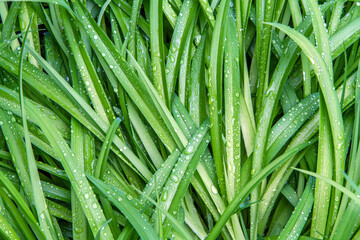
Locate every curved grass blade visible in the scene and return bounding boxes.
[25,103,114,239]
[23,46,152,179]
[0,170,45,240]
[300,8,336,233]
[293,168,360,205]
[311,93,333,238]
[249,5,333,223]
[132,185,194,240]
[247,6,333,237]
[140,149,181,212]
[0,187,34,240]
[18,18,57,239]
[208,0,230,198]
[206,138,317,240]
[330,63,360,239]
[61,8,115,125]
[0,203,20,239]
[330,17,360,60]
[127,51,186,150]
[152,119,210,222]
[258,72,357,233]
[267,21,345,223]
[0,109,33,203]
[71,0,185,152]
[266,93,320,163]
[160,120,211,238]
[303,0,332,75]
[128,101,164,169]
[94,116,122,237]
[97,0,111,26]
[278,177,315,240]
[87,175,159,240]
[95,118,121,178]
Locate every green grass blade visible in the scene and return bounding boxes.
[140,149,181,211]
[165,0,198,103]
[267,22,345,225]
[127,51,186,150]
[152,119,210,220]
[188,30,207,126]
[293,168,360,205]
[160,120,211,238]
[0,187,35,240]
[266,93,320,163]
[61,8,115,125]
[278,177,315,240]
[87,175,159,240]
[330,16,360,60]
[303,0,332,76]
[149,0,168,105]
[311,94,333,238]
[95,118,121,179]
[128,101,164,169]
[133,186,194,240]
[18,18,57,239]
[25,45,152,179]
[208,0,230,198]
[25,103,114,239]
[69,55,90,240]
[0,196,21,239]
[207,138,316,240]
[0,170,46,240]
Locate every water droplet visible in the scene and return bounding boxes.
[171,175,179,183]
[127,193,133,200]
[211,185,218,194]
[161,191,168,201]
[185,145,195,154]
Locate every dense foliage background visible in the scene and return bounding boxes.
[0,0,360,239]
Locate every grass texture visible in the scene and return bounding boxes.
[0,0,360,239]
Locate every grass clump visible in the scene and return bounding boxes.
[0,0,360,239]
